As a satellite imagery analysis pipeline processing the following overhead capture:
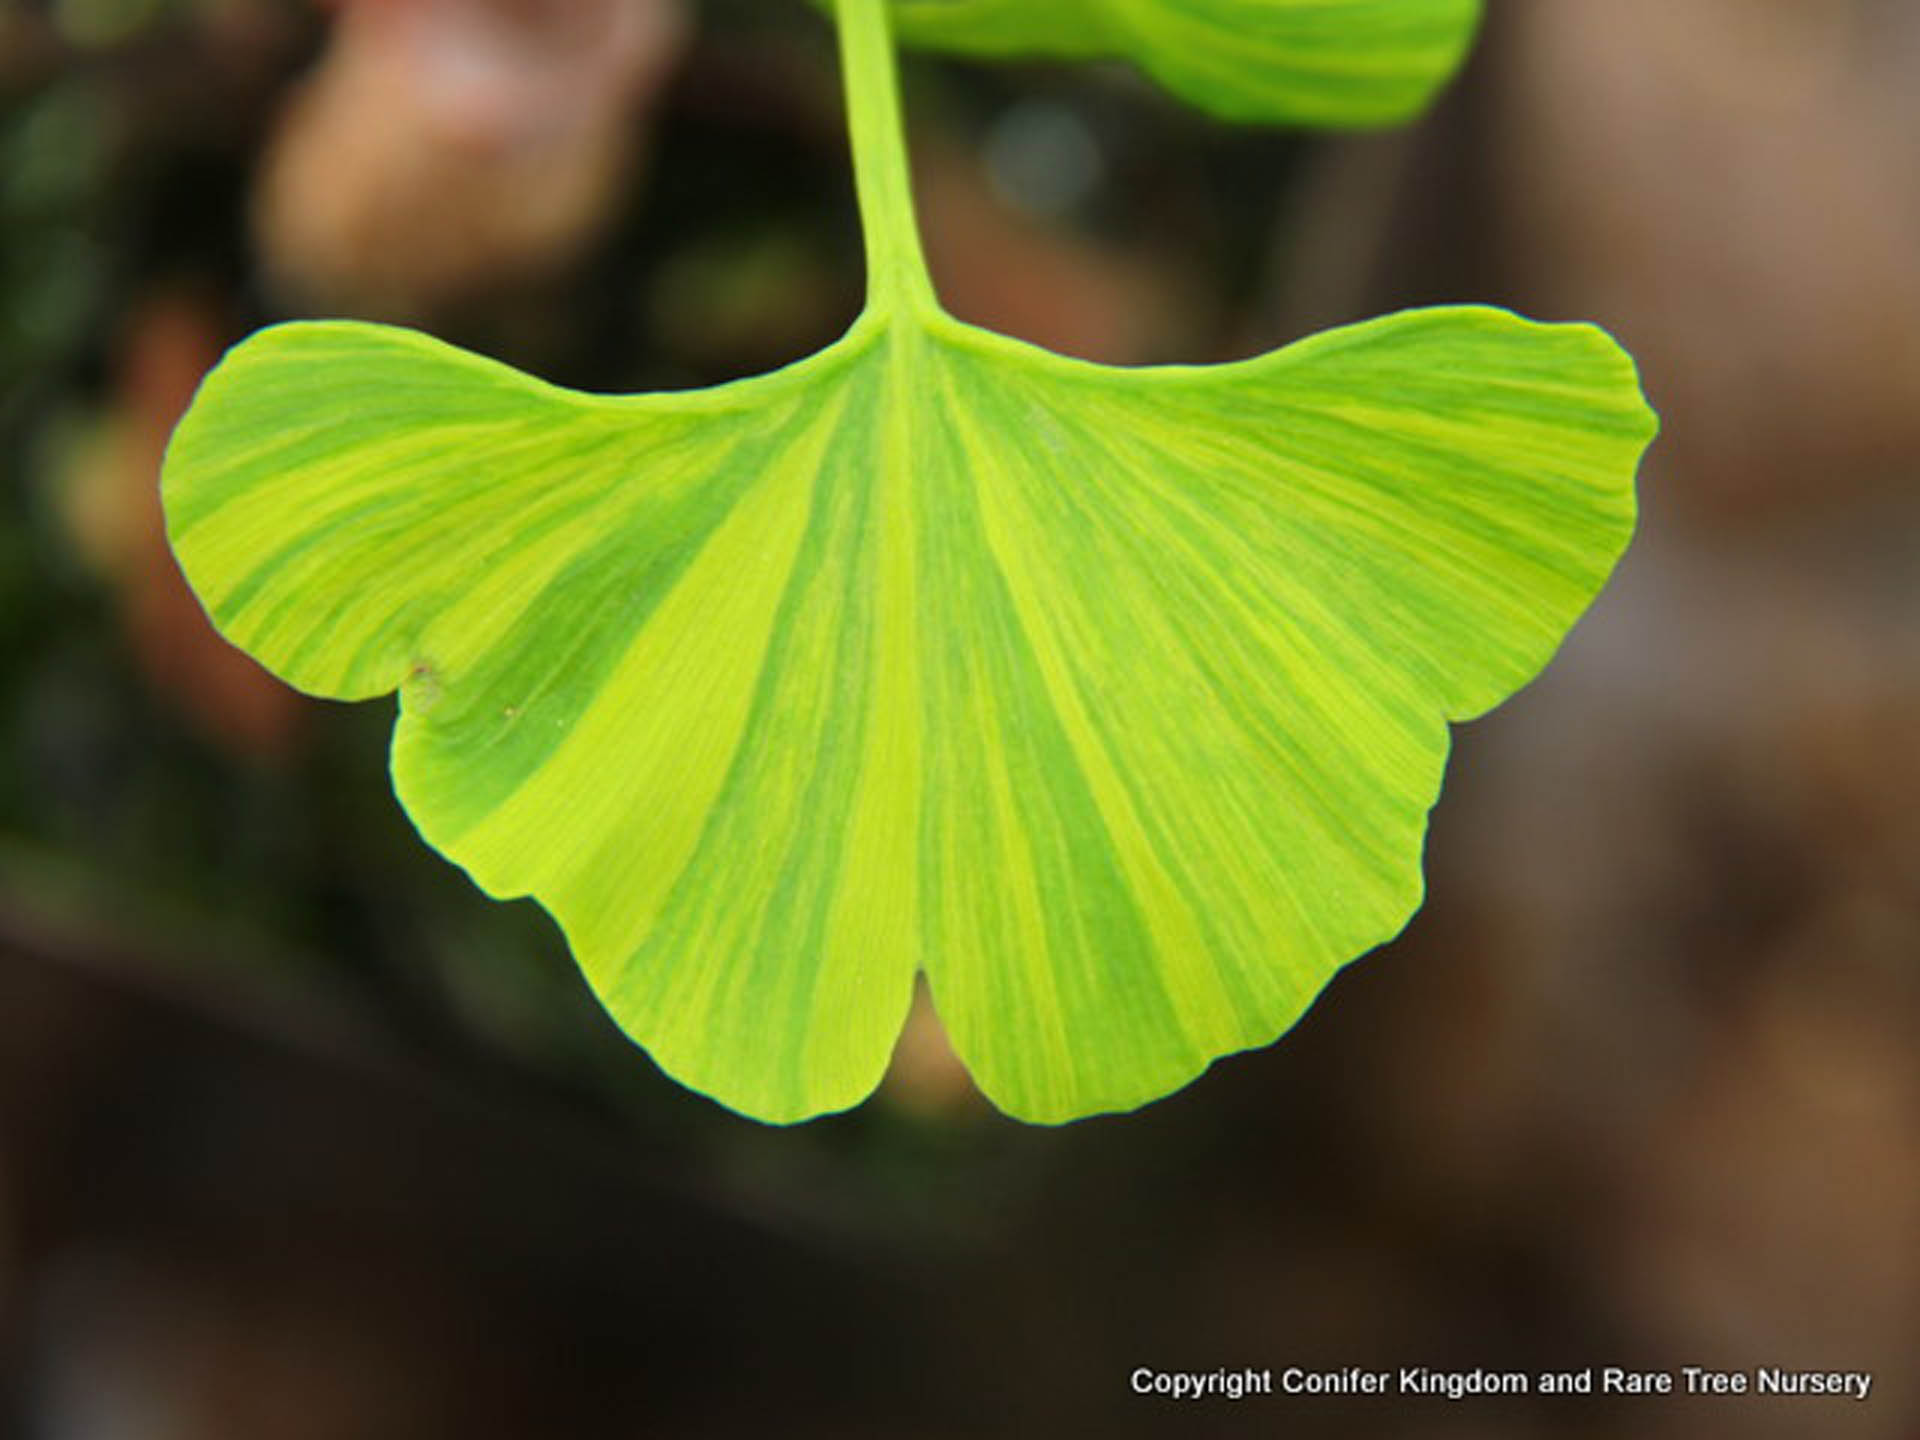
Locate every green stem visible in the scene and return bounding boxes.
[834,0,938,315]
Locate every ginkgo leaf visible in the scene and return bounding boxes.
[887,0,1483,126]
[161,0,1655,1123]
[163,303,1653,1123]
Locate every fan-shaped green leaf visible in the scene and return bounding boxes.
[887,0,1483,125]
[161,0,1654,1122]
[163,305,1652,1122]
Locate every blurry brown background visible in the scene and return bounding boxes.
[2,1,1917,1436]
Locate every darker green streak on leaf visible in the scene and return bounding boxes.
[605,364,884,1086]
[402,418,804,844]
[915,358,1189,1111]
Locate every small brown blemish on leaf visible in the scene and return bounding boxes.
[404,657,443,710]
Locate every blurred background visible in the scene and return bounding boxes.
[2,0,1917,1435]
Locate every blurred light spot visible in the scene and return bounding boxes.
[983,99,1104,222]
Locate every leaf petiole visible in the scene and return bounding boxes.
[835,0,939,318]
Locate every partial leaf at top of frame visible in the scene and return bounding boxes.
[886,0,1484,127]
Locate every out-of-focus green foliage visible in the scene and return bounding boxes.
[1,84,111,415]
